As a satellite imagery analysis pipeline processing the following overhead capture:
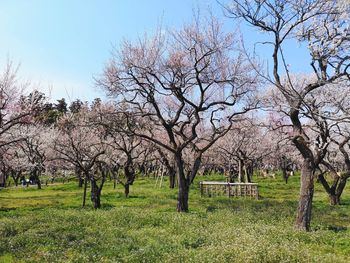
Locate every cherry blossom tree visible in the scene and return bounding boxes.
[154,145,177,188]
[225,0,350,231]
[91,103,147,197]
[98,17,259,212]
[54,109,107,208]
[12,125,53,189]
[303,81,350,205]
[212,119,270,183]
[0,62,42,149]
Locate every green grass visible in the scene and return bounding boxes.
[0,174,350,262]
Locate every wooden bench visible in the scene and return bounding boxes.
[200,181,259,199]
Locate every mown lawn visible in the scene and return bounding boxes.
[0,174,350,262]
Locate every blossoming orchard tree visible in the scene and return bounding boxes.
[325,128,350,205]
[91,103,147,197]
[303,82,350,205]
[225,0,350,230]
[15,125,54,189]
[264,112,301,183]
[53,109,107,208]
[98,17,259,212]
[210,119,270,183]
[154,144,177,188]
[0,145,27,187]
[0,63,23,148]
[0,62,40,150]
[0,62,46,187]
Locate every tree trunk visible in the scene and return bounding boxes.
[318,169,348,206]
[11,171,21,187]
[334,177,347,205]
[245,164,253,183]
[78,177,84,188]
[282,169,289,184]
[82,174,88,207]
[37,178,42,189]
[123,163,135,197]
[295,159,315,231]
[329,194,340,205]
[177,176,189,212]
[124,183,130,197]
[32,170,41,189]
[0,172,6,187]
[92,191,101,209]
[91,177,101,209]
[14,177,19,186]
[280,157,289,184]
[157,148,177,189]
[169,169,176,189]
[111,169,117,189]
[175,154,189,212]
[238,159,243,183]
[329,177,348,205]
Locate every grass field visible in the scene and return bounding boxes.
[0,173,350,263]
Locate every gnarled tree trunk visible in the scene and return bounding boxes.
[169,169,176,189]
[124,183,130,198]
[175,153,189,212]
[91,177,101,209]
[123,162,135,197]
[78,177,84,188]
[295,159,315,231]
[11,170,21,187]
[82,173,88,207]
[326,177,347,205]
[177,176,189,212]
[36,177,42,189]
[317,163,349,206]
[31,168,42,189]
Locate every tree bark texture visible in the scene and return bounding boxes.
[91,178,101,209]
[175,154,189,212]
[295,160,315,231]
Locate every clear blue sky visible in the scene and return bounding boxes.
[0,0,309,103]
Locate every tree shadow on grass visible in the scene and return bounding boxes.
[313,224,348,232]
[126,195,146,199]
[0,207,17,212]
[100,203,115,210]
[327,225,348,232]
[339,199,350,206]
[114,193,146,199]
[206,205,217,212]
